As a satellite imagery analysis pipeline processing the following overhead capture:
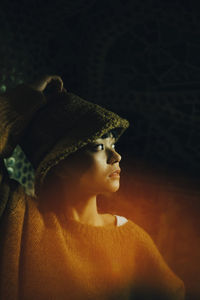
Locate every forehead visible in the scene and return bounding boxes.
[95,136,115,142]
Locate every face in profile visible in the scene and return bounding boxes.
[51,131,122,197]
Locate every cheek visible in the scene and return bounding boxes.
[79,159,107,185]
[78,162,120,194]
[63,154,94,180]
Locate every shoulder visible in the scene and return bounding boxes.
[122,219,167,263]
[125,218,155,244]
[126,221,177,274]
[126,220,185,298]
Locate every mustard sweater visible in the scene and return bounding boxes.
[0,85,185,300]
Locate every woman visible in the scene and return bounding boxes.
[0,75,185,299]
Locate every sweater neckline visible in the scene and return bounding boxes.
[58,213,130,234]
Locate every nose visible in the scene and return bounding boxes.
[108,149,122,164]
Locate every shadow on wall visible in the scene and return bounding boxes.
[98,158,200,300]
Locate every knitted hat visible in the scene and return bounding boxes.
[19,88,130,197]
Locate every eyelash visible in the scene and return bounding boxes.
[93,144,116,151]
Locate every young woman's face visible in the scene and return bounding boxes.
[56,134,122,195]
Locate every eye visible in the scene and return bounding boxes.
[91,144,104,151]
[96,144,104,150]
[89,143,116,152]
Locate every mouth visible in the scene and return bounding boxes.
[109,169,121,177]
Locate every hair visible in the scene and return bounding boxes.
[100,129,117,140]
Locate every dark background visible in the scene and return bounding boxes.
[0,0,200,180]
[0,0,200,299]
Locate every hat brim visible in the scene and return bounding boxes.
[34,116,129,197]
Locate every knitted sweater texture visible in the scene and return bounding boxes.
[0,86,185,300]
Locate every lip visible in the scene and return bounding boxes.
[109,169,121,177]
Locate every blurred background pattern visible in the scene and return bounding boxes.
[0,0,199,298]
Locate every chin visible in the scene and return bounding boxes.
[112,186,120,192]
[106,182,120,193]
[93,178,120,194]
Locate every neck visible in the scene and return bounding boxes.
[42,182,104,226]
[63,192,103,226]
